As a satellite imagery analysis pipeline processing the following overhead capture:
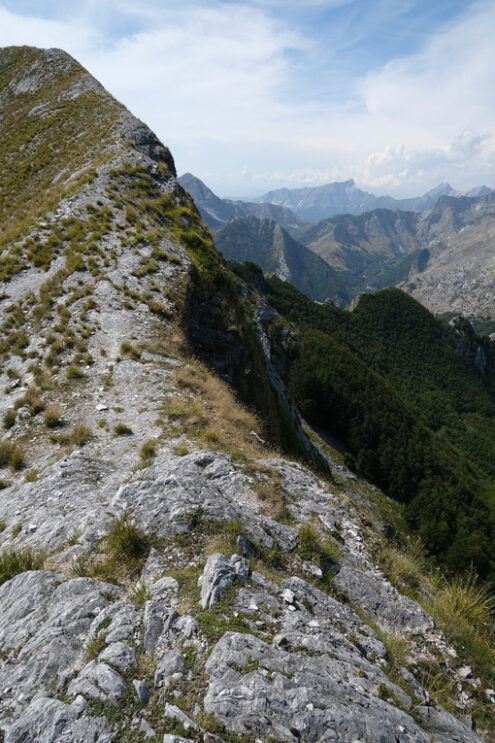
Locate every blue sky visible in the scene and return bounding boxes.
[1,0,493,197]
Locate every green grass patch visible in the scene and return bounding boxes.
[0,546,45,584]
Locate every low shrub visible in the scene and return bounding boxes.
[22,388,44,415]
[0,546,45,585]
[140,439,157,461]
[0,441,14,467]
[43,404,63,428]
[0,441,24,471]
[107,513,149,562]
[120,341,141,360]
[66,365,85,380]
[114,423,133,436]
[71,424,92,446]
[298,522,339,569]
[434,569,495,632]
[3,409,16,430]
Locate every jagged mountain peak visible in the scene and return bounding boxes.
[258,179,465,221]
[178,171,304,229]
[177,171,212,195]
[424,181,454,196]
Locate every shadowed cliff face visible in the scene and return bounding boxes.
[0,46,492,743]
[213,215,353,306]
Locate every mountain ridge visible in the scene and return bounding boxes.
[294,190,495,324]
[180,171,495,325]
[178,172,304,230]
[214,214,351,305]
[257,178,465,221]
[0,45,493,743]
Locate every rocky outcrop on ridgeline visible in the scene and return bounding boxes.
[448,315,489,377]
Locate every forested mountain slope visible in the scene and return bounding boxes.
[264,279,495,579]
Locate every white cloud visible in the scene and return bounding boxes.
[359,1,495,143]
[0,6,100,55]
[86,3,305,142]
[0,0,494,196]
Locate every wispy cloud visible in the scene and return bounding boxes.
[0,0,493,196]
[250,0,355,7]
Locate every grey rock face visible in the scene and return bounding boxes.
[141,547,167,587]
[139,718,156,739]
[199,553,249,608]
[133,679,153,705]
[0,571,120,724]
[0,467,487,743]
[95,602,139,645]
[236,533,256,558]
[67,660,127,705]
[0,441,484,743]
[416,706,486,743]
[98,641,137,673]
[173,615,199,638]
[154,648,185,689]
[0,452,116,554]
[143,601,178,655]
[5,696,110,743]
[203,568,483,743]
[205,631,427,743]
[334,563,434,633]
[163,704,198,731]
[150,576,180,604]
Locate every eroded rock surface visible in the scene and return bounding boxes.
[0,451,488,742]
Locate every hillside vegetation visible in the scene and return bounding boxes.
[265,279,495,579]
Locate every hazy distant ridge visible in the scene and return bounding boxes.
[178,172,303,229]
[256,179,489,221]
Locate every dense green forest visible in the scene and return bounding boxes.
[264,278,495,579]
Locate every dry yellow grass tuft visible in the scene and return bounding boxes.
[163,361,267,462]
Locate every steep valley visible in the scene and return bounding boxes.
[0,45,494,743]
[293,193,495,328]
[180,174,495,330]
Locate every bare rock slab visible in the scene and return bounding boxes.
[199,553,249,609]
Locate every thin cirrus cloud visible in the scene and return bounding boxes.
[0,0,493,196]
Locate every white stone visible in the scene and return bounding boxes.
[281,588,295,604]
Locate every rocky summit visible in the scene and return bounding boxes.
[0,46,493,743]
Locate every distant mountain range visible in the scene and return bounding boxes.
[178,173,303,230]
[293,191,495,324]
[257,179,492,222]
[179,171,495,328]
